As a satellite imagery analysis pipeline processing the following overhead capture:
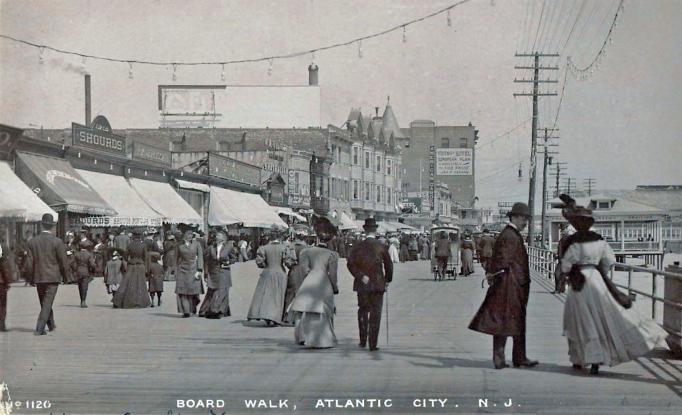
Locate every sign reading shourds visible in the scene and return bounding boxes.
[133,142,172,166]
[207,153,261,187]
[436,148,473,176]
[72,116,126,156]
[77,216,162,227]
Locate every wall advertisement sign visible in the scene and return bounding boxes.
[207,153,260,187]
[71,116,126,156]
[436,148,473,176]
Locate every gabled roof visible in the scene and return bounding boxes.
[547,194,666,217]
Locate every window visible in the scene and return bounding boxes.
[387,187,392,204]
[441,137,450,148]
[331,145,336,163]
[598,201,610,209]
[365,151,371,169]
[376,155,382,172]
[376,185,381,203]
[353,180,359,199]
[294,172,300,194]
[364,182,370,201]
[353,147,359,165]
[386,159,392,175]
[460,137,468,148]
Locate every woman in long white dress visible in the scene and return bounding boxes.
[388,235,400,263]
[559,194,668,375]
[289,216,339,348]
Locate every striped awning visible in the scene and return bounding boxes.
[15,152,116,215]
[0,161,58,222]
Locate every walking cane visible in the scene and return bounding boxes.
[385,285,389,346]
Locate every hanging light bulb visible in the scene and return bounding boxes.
[220,64,225,82]
[38,47,45,64]
[358,40,363,58]
[447,9,452,27]
[402,26,407,43]
[267,58,273,76]
[128,62,134,79]
[171,64,178,82]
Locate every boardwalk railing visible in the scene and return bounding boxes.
[527,246,682,337]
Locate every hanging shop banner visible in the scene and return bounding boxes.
[72,116,126,156]
[133,142,172,166]
[76,216,162,227]
[207,153,261,187]
[436,148,473,176]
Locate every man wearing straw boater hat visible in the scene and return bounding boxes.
[468,202,538,369]
[25,213,69,335]
[347,217,393,351]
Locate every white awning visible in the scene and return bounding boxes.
[175,179,210,193]
[77,169,163,227]
[129,178,203,225]
[339,211,358,230]
[275,207,306,222]
[0,161,57,222]
[209,186,288,228]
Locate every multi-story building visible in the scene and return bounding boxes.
[345,100,404,221]
[401,120,478,210]
[288,149,313,210]
[325,126,354,219]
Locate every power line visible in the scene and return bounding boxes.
[476,117,532,151]
[0,0,473,67]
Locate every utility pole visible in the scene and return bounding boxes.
[584,178,596,196]
[514,52,559,244]
[539,128,559,246]
[549,161,567,197]
[562,177,576,195]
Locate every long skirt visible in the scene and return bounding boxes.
[421,245,430,260]
[177,294,200,315]
[461,249,474,275]
[112,264,151,309]
[399,245,409,262]
[247,268,287,324]
[199,287,230,318]
[293,311,336,348]
[388,245,400,263]
[563,268,668,366]
[148,275,164,293]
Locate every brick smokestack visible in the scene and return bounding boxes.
[85,74,91,126]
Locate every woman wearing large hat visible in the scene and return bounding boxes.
[247,225,289,326]
[112,228,152,309]
[288,215,339,348]
[558,194,668,375]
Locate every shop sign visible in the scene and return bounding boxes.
[72,116,126,156]
[429,146,435,211]
[77,216,163,227]
[133,142,171,166]
[207,153,260,187]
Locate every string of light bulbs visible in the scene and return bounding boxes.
[0,0,471,80]
[567,0,624,80]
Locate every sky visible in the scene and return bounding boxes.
[1,0,680,211]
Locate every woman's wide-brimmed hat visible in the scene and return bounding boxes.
[559,194,594,231]
[313,215,338,236]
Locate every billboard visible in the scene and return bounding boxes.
[71,116,126,157]
[436,148,473,176]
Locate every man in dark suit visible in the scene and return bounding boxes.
[26,213,69,335]
[347,217,393,351]
[478,229,495,272]
[469,202,538,369]
[0,244,12,331]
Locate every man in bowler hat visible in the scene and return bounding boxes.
[26,213,69,335]
[347,217,393,351]
[469,202,538,369]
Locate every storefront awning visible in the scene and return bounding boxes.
[275,207,306,222]
[0,161,58,222]
[15,152,116,216]
[175,179,210,193]
[209,186,288,228]
[76,169,163,227]
[129,178,203,225]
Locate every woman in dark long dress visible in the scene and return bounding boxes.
[199,230,236,319]
[175,230,204,317]
[247,228,288,326]
[112,230,152,309]
[460,233,475,276]
[147,251,164,307]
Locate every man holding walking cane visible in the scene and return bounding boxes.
[347,217,393,352]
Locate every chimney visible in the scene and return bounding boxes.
[85,74,92,126]
[308,64,319,86]
[375,107,379,117]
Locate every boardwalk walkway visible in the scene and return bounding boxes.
[1,258,680,414]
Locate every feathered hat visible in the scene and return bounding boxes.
[559,194,594,231]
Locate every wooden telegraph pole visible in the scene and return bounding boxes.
[539,127,559,246]
[514,52,558,244]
